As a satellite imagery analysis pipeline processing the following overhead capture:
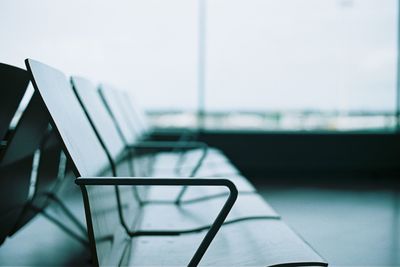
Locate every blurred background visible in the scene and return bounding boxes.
[1,0,397,131]
[1,0,400,266]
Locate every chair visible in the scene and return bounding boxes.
[71,76,256,204]
[98,84,237,177]
[26,58,327,266]
[0,92,52,244]
[0,63,30,145]
[0,65,86,246]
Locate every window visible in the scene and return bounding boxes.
[202,0,398,131]
[0,0,397,131]
[0,0,198,111]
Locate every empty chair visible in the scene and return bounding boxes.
[72,77,235,178]
[71,77,133,176]
[98,84,239,177]
[71,76,254,202]
[0,65,86,246]
[118,89,237,174]
[119,89,231,163]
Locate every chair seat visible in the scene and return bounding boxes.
[125,220,327,266]
[99,185,326,266]
[136,193,278,232]
[25,59,328,267]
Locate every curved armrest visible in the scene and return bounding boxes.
[128,141,209,184]
[76,177,238,267]
[150,128,197,140]
[128,141,207,153]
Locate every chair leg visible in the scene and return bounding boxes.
[44,192,87,235]
[30,204,88,246]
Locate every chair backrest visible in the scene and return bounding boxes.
[71,77,126,169]
[123,91,150,134]
[13,128,67,235]
[113,89,148,138]
[0,63,30,142]
[71,77,138,178]
[0,91,50,244]
[26,59,139,265]
[26,59,111,178]
[99,84,139,144]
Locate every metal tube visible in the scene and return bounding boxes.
[76,177,238,267]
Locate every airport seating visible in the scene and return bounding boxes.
[0,89,47,243]
[71,75,259,206]
[0,87,70,243]
[98,84,233,176]
[0,65,86,245]
[71,77,244,202]
[26,58,327,266]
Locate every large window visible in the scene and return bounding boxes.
[0,0,198,111]
[0,0,397,131]
[201,0,398,130]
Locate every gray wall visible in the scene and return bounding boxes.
[196,131,400,181]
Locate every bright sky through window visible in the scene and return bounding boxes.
[0,0,396,114]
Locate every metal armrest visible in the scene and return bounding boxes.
[128,141,208,174]
[128,141,207,153]
[149,128,197,139]
[76,177,238,267]
[128,141,209,187]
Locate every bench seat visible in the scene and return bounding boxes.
[85,183,325,267]
[118,220,326,266]
[137,194,279,230]
[26,58,328,267]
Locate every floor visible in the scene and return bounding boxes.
[0,182,90,266]
[259,183,400,266]
[0,178,399,266]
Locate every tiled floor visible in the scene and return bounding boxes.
[0,180,399,266]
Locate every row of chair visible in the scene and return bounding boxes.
[0,63,88,247]
[0,59,327,266]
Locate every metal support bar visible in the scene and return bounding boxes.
[172,130,199,174]
[44,192,87,235]
[129,141,208,153]
[129,140,209,180]
[175,144,208,204]
[149,128,197,140]
[29,204,88,246]
[129,141,209,204]
[142,190,256,205]
[130,215,281,237]
[121,149,145,205]
[76,177,238,267]
[146,129,198,172]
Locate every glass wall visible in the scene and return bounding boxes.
[0,0,397,131]
[201,0,398,131]
[0,0,198,111]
